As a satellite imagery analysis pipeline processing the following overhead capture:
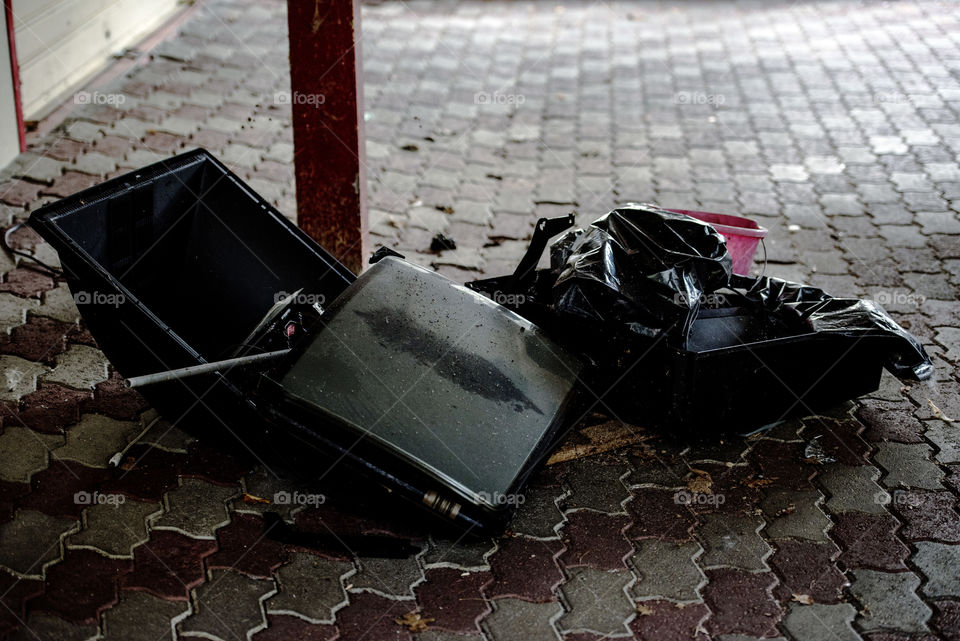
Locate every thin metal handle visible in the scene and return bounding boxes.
[125,349,291,388]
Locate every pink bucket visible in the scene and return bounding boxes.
[667,209,768,275]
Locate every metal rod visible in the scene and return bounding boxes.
[124,349,292,388]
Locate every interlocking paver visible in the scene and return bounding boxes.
[768,540,845,604]
[696,513,771,571]
[0,509,77,576]
[99,590,189,641]
[895,491,960,543]
[761,489,832,542]
[0,426,62,483]
[41,344,109,391]
[53,413,139,468]
[559,510,631,570]
[558,566,634,638]
[818,465,889,515]
[507,485,566,539]
[415,567,492,634]
[831,512,910,571]
[7,612,97,641]
[874,442,944,490]
[351,552,423,598]
[177,569,275,640]
[486,536,563,602]
[913,541,960,598]
[29,548,131,624]
[0,355,48,402]
[67,498,160,558]
[849,569,931,634]
[781,603,859,641]
[628,540,706,603]
[123,529,216,600]
[701,569,780,638]
[423,536,494,571]
[482,597,562,641]
[266,553,354,624]
[151,478,238,539]
[33,284,81,324]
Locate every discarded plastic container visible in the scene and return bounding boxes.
[29,149,357,435]
[29,149,583,534]
[666,209,767,275]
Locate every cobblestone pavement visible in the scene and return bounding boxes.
[1,0,960,639]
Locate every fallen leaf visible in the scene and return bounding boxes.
[547,420,651,465]
[636,603,654,616]
[745,477,777,489]
[243,493,270,505]
[119,456,137,471]
[928,399,955,422]
[792,593,814,605]
[395,612,434,632]
[687,468,713,494]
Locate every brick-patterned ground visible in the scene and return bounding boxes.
[1,0,959,639]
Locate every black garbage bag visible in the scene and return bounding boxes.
[549,204,731,339]
[469,204,932,431]
[729,274,933,381]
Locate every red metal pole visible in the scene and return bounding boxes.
[286,0,368,274]
[4,0,25,152]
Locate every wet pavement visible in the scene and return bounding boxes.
[1,0,960,639]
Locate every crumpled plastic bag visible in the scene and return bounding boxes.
[729,273,932,380]
[549,204,731,338]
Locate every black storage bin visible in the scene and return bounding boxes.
[29,149,356,436]
[592,310,884,431]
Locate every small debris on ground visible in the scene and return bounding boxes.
[547,419,652,464]
[928,399,955,422]
[687,468,713,494]
[430,233,457,252]
[396,612,434,632]
[803,436,836,464]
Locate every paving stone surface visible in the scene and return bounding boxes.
[781,603,859,641]
[848,569,932,635]
[628,540,706,603]
[557,567,635,638]
[0,509,77,576]
[482,597,563,641]
[265,553,354,624]
[1,0,959,639]
[177,569,275,640]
